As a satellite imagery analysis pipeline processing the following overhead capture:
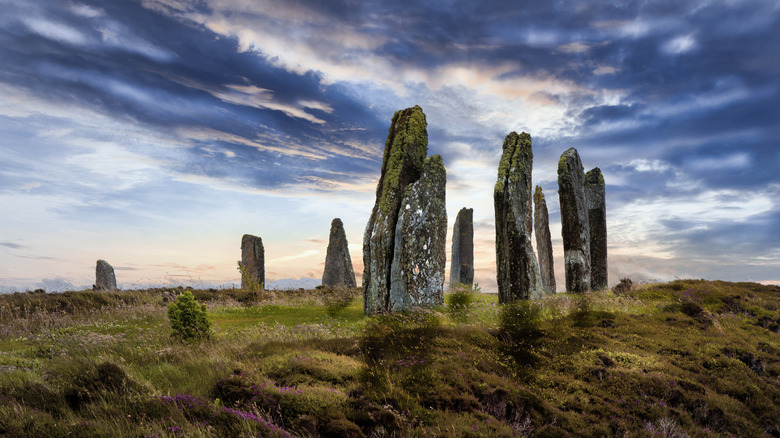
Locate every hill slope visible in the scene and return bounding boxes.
[0,280,777,437]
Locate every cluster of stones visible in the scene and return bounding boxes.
[558,148,607,293]
[363,106,447,314]
[88,106,606,311]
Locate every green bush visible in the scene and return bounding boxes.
[167,290,211,340]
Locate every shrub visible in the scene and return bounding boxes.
[447,283,479,320]
[613,277,633,294]
[167,290,211,340]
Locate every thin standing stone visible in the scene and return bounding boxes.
[557,148,591,293]
[449,207,474,288]
[585,167,607,291]
[95,259,117,291]
[494,132,543,302]
[533,186,556,294]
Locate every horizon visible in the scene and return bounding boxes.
[1,1,779,292]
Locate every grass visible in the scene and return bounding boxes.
[0,280,778,437]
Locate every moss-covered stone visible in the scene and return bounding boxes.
[363,106,445,315]
[557,148,591,293]
[494,132,543,302]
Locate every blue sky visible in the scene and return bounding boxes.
[1,0,778,292]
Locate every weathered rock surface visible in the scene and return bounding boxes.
[95,259,117,291]
[363,106,447,314]
[322,218,356,288]
[585,167,607,291]
[533,186,556,294]
[241,234,265,289]
[557,148,591,293]
[449,207,474,287]
[494,132,543,302]
[389,155,447,310]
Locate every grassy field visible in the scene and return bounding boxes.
[0,280,778,437]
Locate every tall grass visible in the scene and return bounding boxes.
[0,280,778,436]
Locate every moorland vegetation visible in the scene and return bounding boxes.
[0,280,778,437]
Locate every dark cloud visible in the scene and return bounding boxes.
[0,242,24,249]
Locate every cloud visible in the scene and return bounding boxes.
[0,242,24,249]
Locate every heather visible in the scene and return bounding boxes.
[0,280,778,437]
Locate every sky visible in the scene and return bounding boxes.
[1,0,778,292]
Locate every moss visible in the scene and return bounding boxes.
[558,147,578,177]
[585,167,605,187]
[533,185,545,205]
[377,106,428,216]
[494,131,532,195]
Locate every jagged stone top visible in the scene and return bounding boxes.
[495,131,532,195]
[585,167,605,187]
[533,185,545,204]
[377,105,428,215]
[558,147,583,178]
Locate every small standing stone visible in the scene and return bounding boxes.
[389,155,447,310]
[557,148,591,293]
[241,234,265,289]
[533,186,556,294]
[585,167,607,291]
[494,132,543,302]
[322,218,357,288]
[95,259,117,291]
[449,207,474,288]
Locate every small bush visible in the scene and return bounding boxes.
[448,283,479,320]
[168,290,211,340]
[613,277,633,294]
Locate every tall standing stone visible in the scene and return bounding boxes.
[95,259,117,291]
[557,148,591,293]
[449,207,474,288]
[363,105,447,314]
[533,186,556,294]
[494,132,543,302]
[389,155,447,310]
[241,234,265,289]
[585,167,607,291]
[322,218,357,288]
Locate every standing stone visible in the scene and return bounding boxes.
[533,186,556,294]
[322,218,357,288]
[557,148,591,293]
[363,105,447,314]
[494,132,544,302]
[585,167,607,291]
[95,259,117,291]
[241,234,265,289]
[449,207,474,288]
[389,155,447,310]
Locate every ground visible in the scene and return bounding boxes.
[0,280,778,437]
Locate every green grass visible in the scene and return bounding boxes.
[0,281,778,437]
